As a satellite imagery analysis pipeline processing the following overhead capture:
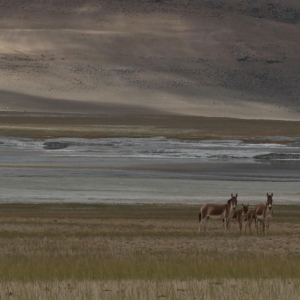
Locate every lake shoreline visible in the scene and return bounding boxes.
[1,112,300,140]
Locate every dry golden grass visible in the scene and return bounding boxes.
[1,279,300,300]
[0,204,299,274]
[0,203,299,298]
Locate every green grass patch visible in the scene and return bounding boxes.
[1,203,299,222]
[0,203,299,283]
[1,253,300,281]
[0,203,198,220]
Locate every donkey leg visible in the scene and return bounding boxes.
[262,221,266,235]
[198,221,202,233]
[203,218,208,232]
[266,219,270,232]
[249,219,253,235]
[256,220,259,235]
[243,222,247,234]
[198,218,207,233]
[239,220,242,233]
[224,218,229,233]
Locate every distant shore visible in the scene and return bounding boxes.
[0,111,299,140]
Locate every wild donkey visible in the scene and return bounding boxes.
[198,193,238,233]
[244,209,256,234]
[255,193,274,234]
[228,204,249,233]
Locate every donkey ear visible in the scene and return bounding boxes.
[231,193,233,197]
[266,193,269,196]
[236,193,238,197]
[271,193,273,196]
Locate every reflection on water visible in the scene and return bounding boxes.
[0,137,299,204]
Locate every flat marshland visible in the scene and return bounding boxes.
[1,113,300,140]
[0,203,300,299]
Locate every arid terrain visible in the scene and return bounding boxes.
[0,203,300,299]
[0,1,300,299]
[0,0,300,123]
[1,203,299,258]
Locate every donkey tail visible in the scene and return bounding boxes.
[199,212,202,222]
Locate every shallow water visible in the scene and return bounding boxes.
[0,136,299,204]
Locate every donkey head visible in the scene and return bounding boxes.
[242,204,249,215]
[266,193,273,210]
[230,193,238,210]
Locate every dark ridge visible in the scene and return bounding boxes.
[43,141,69,150]
[254,153,300,160]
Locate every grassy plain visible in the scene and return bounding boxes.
[0,203,299,299]
[0,111,299,299]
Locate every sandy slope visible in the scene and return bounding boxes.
[0,0,299,120]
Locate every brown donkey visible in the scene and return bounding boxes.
[255,193,274,234]
[228,204,249,233]
[244,209,256,234]
[198,193,238,233]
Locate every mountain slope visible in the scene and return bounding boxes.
[0,0,299,120]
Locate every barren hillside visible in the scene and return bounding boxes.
[0,0,299,120]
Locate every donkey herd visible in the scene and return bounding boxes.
[198,193,274,234]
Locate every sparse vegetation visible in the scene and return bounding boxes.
[1,114,300,140]
[0,203,299,298]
